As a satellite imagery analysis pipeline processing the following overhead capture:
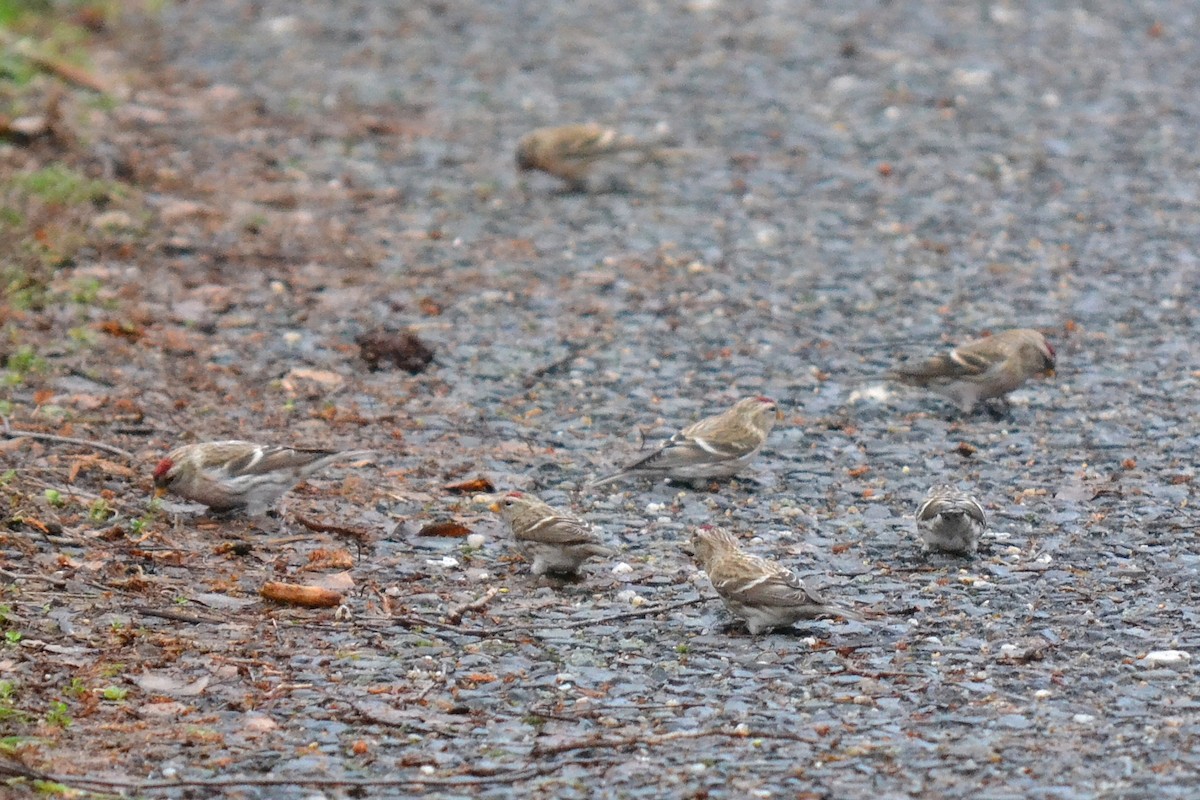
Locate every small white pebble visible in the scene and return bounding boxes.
[270,280,286,294]
[282,331,303,346]
[1034,689,1052,699]
[733,722,750,735]
[161,766,178,779]
[689,762,707,773]
[1073,713,1096,724]
[1144,650,1191,665]
[611,562,633,575]
[466,533,486,549]
[426,556,459,568]
[263,16,300,35]
[754,225,780,247]
[645,502,665,514]
[420,765,436,775]
[555,672,574,684]
[999,644,1020,655]
[901,465,910,474]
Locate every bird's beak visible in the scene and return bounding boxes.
[488,501,501,513]
[775,408,784,421]
[153,486,167,499]
[1044,368,1056,378]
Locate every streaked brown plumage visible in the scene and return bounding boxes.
[515,123,662,190]
[591,397,780,487]
[915,485,987,555]
[153,441,370,516]
[690,527,861,635]
[495,491,612,576]
[887,328,1056,413]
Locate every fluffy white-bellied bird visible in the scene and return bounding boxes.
[152,441,370,516]
[915,485,987,555]
[886,328,1056,413]
[516,123,667,190]
[690,527,862,635]
[494,491,613,577]
[591,396,780,487]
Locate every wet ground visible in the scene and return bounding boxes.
[3,0,1200,797]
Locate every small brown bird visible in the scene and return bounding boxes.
[591,396,780,488]
[886,328,1056,414]
[515,123,664,190]
[915,485,987,555]
[153,441,370,516]
[690,527,862,635]
[494,491,613,577]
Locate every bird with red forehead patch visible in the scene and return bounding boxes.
[491,491,612,577]
[591,396,781,488]
[152,440,371,516]
[884,328,1056,415]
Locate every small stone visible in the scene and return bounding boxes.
[1143,650,1190,665]
[611,562,633,575]
[1073,713,1096,724]
[466,533,486,549]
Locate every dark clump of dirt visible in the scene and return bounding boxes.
[355,328,435,374]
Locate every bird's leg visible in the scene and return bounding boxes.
[982,397,1012,420]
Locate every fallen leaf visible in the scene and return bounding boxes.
[443,477,495,494]
[98,319,145,341]
[304,549,355,571]
[417,521,472,538]
[260,581,344,607]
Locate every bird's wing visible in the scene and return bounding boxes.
[715,558,822,607]
[218,445,339,477]
[626,431,749,472]
[519,514,600,546]
[557,126,649,160]
[891,345,1001,382]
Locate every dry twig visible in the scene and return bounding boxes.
[445,587,499,624]
[1,419,133,460]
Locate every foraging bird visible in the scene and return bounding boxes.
[690,527,862,635]
[915,485,987,555]
[515,123,666,190]
[494,491,612,576]
[885,328,1056,414]
[591,396,780,488]
[152,441,370,516]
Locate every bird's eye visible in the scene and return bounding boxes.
[504,498,515,506]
